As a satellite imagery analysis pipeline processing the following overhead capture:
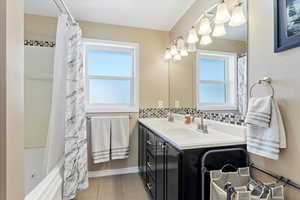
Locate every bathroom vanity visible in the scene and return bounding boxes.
[138,118,247,200]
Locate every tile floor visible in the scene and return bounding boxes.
[75,173,150,200]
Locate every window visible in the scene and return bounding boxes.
[83,39,139,112]
[196,50,237,110]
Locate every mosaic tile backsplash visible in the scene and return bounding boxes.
[139,108,246,126]
[24,40,56,48]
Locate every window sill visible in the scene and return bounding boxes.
[86,105,139,113]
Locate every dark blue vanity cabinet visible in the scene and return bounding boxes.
[138,122,247,200]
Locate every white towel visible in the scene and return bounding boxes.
[245,96,272,128]
[91,117,111,164]
[111,117,130,160]
[247,98,287,160]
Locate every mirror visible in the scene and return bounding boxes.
[169,0,248,117]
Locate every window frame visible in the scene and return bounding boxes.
[83,39,139,113]
[196,50,238,111]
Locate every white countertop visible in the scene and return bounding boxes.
[138,118,246,150]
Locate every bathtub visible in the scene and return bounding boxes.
[25,147,63,200]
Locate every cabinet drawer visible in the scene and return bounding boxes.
[146,152,155,180]
[146,173,156,199]
[146,130,156,155]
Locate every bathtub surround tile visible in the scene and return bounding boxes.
[139,108,245,126]
[24,39,56,47]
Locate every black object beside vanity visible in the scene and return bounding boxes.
[138,122,247,200]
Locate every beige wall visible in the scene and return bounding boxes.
[249,0,300,198]
[25,14,170,170]
[0,0,24,199]
[0,1,6,197]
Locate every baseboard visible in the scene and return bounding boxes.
[88,167,139,178]
[25,158,64,200]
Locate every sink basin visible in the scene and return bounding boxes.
[138,118,246,150]
[166,128,199,136]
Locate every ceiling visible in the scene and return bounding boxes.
[24,0,196,31]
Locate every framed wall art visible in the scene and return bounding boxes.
[274,0,300,52]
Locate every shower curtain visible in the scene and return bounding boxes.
[237,54,248,115]
[63,19,89,199]
[46,15,68,174]
[46,14,88,200]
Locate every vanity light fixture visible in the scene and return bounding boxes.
[180,47,188,56]
[200,35,212,46]
[187,26,199,44]
[170,44,178,56]
[164,0,247,58]
[229,2,246,27]
[177,37,185,50]
[164,48,172,60]
[187,43,196,52]
[174,54,182,61]
[212,23,226,37]
[215,1,231,24]
[198,17,212,35]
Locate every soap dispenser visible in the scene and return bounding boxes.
[168,111,174,122]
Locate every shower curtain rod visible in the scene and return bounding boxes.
[53,0,77,25]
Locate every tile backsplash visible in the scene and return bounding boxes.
[139,108,170,119]
[139,108,245,126]
[24,40,56,48]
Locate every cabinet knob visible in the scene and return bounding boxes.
[147,140,152,145]
[159,142,166,149]
[147,182,153,190]
[147,162,153,168]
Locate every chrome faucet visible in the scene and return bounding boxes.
[196,116,208,134]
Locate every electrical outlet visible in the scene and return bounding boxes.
[158,100,164,108]
[175,100,180,108]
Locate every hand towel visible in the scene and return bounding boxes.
[245,96,272,128]
[91,117,111,164]
[247,98,287,160]
[110,116,130,160]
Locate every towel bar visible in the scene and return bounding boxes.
[86,114,133,120]
[249,77,275,97]
[249,163,300,191]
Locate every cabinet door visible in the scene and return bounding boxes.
[138,124,143,172]
[156,137,166,200]
[166,144,180,200]
[138,125,147,182]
